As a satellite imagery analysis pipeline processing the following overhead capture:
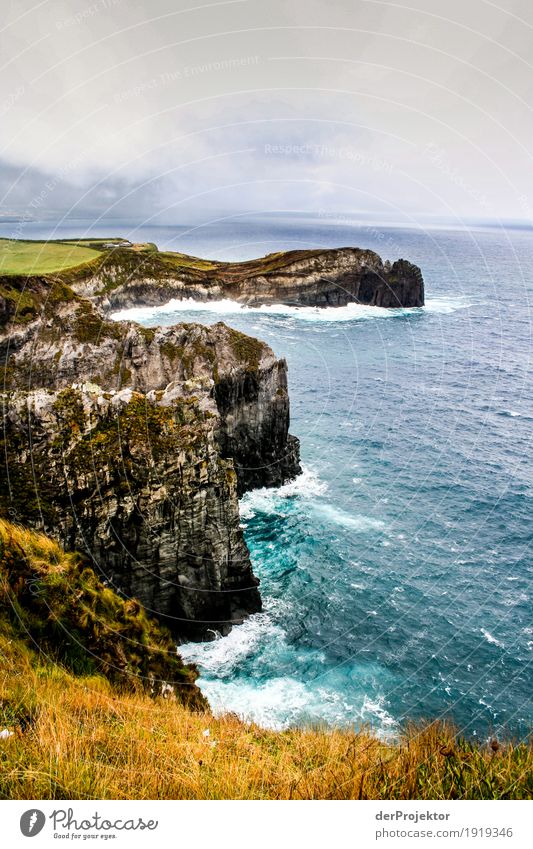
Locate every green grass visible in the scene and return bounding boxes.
[0,239,102,275]
[0,237,161,279]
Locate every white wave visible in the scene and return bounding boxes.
[110,294,473,324]
[239,464,327,519]
[277,465,328,498]
[197,677,315,730]
[111,298,250,322]
[481,628,504,647]
[239,493,278,520]
[239,471,385,534]
[317,503,386,532]
[193,675,397,734]
[423,296,475,315]
[360,695,398,730]
[180,609,284,676]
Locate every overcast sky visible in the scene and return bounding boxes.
[1,0,532,227]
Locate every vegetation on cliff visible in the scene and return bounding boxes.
[0,274,78,330]
[0,520,205,709]
[225,325,264,371]
[0,524,530,800]
[0,237,325,283]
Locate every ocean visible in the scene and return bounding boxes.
[6,215,532,739]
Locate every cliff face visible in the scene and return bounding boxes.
[0,239,424,637]
[0,276,300,639]
[65,246,424,310]
[214,363,300,494]
[0,519,207,708]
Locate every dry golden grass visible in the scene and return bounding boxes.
[1,624,531,800]
[0,520,531,800]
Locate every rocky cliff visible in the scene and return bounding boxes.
[63,245,424,310]
[0,272,300,639]
[0,238,424,636]
[0,518,207,708]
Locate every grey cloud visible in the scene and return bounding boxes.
[1,0,532,225]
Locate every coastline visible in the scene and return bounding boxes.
[0,231,531,799]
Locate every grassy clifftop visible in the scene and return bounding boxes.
[0,236,337,279]
[0,520,205,708]
[0,239,105,275]
[0,521,531,800]
[0,236,381,290]
[0,236,299,279]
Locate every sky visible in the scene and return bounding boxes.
[1,0,533,228]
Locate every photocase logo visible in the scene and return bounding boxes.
[20,809,46,837]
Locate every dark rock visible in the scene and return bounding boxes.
[68,246,424,310]
[214,358,301,494]
[0,281,300,640]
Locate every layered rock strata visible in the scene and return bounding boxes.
[1,275,300,638]
[66,245,424,310]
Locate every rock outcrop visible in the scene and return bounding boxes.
[0,518,207,708]
[0,238,425,637]
[65,245,424,310]
[0,273,301,639]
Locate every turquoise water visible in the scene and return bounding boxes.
[8,218,532,738]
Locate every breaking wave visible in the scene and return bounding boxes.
[111,295,473,324]
[180,601,397,734]
[240,465,327,520]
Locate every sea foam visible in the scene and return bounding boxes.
[240,464,327,520]
[317,503,386,532]
[110,295,473,324]
[180,608,286,676]
[183,664,397,734]
[481,628,504,647]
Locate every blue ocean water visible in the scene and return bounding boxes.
[7,216,532,738]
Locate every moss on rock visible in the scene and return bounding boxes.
[0,519,206,707]
[225,326,264,371]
